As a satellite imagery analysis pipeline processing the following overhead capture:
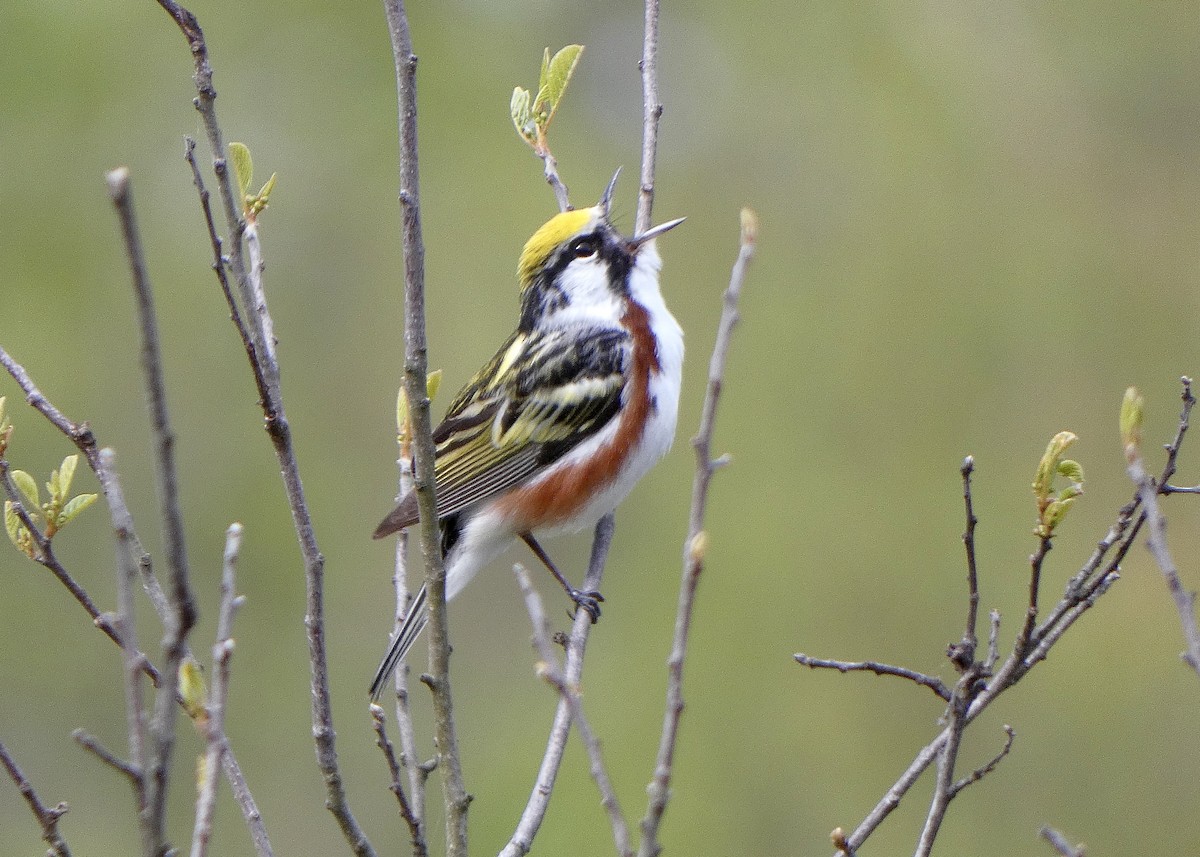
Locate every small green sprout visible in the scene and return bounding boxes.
[1032,431,1084,538]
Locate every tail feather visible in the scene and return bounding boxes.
[369,584,429,701]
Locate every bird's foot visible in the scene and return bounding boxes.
[567,588,604,623]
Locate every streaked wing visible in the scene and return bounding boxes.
[373,325,629,538]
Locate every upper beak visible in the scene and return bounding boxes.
[629,216,686,249]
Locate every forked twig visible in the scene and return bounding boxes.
[0,739,73,857]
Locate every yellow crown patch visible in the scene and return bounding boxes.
[518,207,601,289]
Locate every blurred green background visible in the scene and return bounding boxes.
[3,1,1199,855]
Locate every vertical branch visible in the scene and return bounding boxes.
[155,4,373,852]
[501,515,616,857]
[99,448,150,829]
[636,0,663,235]
[108,166,197,856]
[382,2,470,855]
[513,565,633,857]
[638,211,757,857]
[376,433,428,855]
[190,523,250,857]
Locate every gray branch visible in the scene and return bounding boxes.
[513,565,632,856]
[381,2,469,855]
[0,739,73,857]
[638,210,757,857]
[155,2,371,851]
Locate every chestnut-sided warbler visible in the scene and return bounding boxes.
[369,175,684,700]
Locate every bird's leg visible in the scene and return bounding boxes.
[520,533,604,622]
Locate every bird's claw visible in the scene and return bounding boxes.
[568,588,604,623]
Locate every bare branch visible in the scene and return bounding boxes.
[949,725,1015,798]
[108,165,197,855]
[379,445,428,849]
[635,0,664,234]
[72,730,142,788]
[97,448,150,821]
[0,739,73,857]
[501,515,616,857]
[190,523,256,857]
[1126,393,1200,678]
[381,2,468,854]
[1040,826,1087,857]
[371,706,427,856]
[947,456,980,670]
[1,349,268,849]
[156,3,371,850]
[514,565,632,857]
[0,455,160,685]
[182,137,269,408]
[793,654,950,701]
[638,210,757,857]
[538,148,571,213]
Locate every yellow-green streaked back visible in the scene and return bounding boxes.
[517,207,601,290]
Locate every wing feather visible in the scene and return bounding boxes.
[372,325,630,538]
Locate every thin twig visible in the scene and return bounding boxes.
[72,730,143,787]
[1128,445,1200,678]
[190,523,248,857]
[182,137,269,408]
[514,565,632,857]
[636,0,663,234]
[948,724,1014,798]
[948,456,980,670]
[0,739,73,857]
[0,348,268,850]
[156,4,371,851]
[1123,384,1200,676]
[500,515,616,857]
[637,211,756,857]
[381,2,469,854]
[913,666,980,857]
[108,164,197,856]
[793,655,950,701]
[381,444,428,850]
[0,457,160,684]
[371,706,427,856]
[1040,826,1087,857]
[98,447,150,823]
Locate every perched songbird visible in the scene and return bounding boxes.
[370,175,684,700]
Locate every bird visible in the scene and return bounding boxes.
[369,173,684,700]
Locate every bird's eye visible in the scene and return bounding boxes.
[573,238,598,259]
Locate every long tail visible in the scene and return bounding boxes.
[369,584,429,701]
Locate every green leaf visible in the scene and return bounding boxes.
[1056,459,1084,485]
[57,455,78,499]
[59,493,98,527]
[257,172,277,203]
[11,470,39,509]
[1120,386,1144,457]
[426,369,443,402]
[511,87,535,144]
[538,47,551,94]
[4,501,21,548]
[537,45,583,129]
[229,142,253,200]
[395,387,409,439]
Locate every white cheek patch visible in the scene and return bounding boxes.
[550,257,622,324]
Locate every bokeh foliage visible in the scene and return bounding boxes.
[2,2,1199,855]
